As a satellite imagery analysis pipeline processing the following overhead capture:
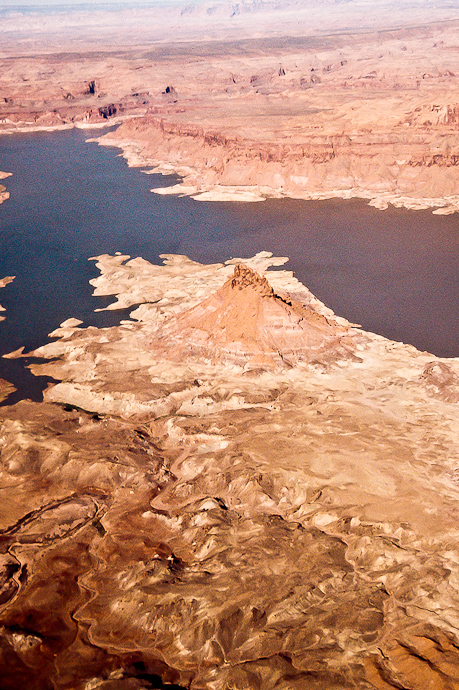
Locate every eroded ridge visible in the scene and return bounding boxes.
[2,254,459,688]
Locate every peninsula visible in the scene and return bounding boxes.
[2,252,459,688]
[3,1,459,211]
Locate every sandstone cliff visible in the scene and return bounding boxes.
[4,17,459,210]
[101,112,459,211]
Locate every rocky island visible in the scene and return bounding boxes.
[0,172,11,205]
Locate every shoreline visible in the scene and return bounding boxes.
[96,133,459,214]
[3,11,459,217]
[3,117,459,214]
[151,176,459,212]
[0,276,14,323]
[0,170,11,205]
[0,114,140,137]
[2,257,459,686]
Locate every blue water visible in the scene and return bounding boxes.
[1,126,459,401]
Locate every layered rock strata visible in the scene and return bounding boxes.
[4,14,459,209]
[2,254,459,688]
[101,108,459,211]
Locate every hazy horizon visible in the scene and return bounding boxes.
[2,0,459,56]
[1,0,454,6]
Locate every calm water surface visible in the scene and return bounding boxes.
[1,127,459,401]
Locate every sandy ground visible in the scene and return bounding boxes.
[2,252,459,687]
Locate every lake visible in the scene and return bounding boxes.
[1,126,459,402]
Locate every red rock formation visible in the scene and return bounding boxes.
[155,264,353,368]
[108,114,459,205]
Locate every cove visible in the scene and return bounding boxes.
[1,127,459,401]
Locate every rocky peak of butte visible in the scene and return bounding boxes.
[156,263,356,368]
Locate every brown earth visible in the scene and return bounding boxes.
[3,4,459,688]
[1,253,459,688]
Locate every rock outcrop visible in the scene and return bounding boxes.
[0,277,15,402]
[4,14,459,209]
[2,253,459,688]
[154,263,356,368]
[0,172,11,205]
[101,112,459,211]
[24,252,361,418]
[0,276,14,324]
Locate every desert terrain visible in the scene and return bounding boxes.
[3,2,459,209]
[3,1,459,688]
[3,252,459,689]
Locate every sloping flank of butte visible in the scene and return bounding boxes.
[155,264,356,368]
[3,1,459,210]
[2,253,459,688]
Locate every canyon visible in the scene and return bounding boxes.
[3,1,459,688]
[4,4,459,210]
